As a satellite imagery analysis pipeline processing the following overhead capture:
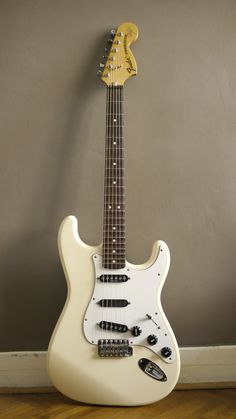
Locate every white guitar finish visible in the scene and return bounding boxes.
[47,216,180,406]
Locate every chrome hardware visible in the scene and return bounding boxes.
[110,29,116,36]
[138,358,167,381]
[98,339,133,357]
[99,63,105,68]
[97,70,102,76]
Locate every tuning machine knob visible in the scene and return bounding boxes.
[99,63,105,68]
[110,29,116,36]
[96,70,102,76]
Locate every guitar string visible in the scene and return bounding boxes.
[117,83,121,327]
[113,83,117,328]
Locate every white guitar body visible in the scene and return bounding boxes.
[47,215,180,406]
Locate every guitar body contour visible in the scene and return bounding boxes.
[47,215,180,406]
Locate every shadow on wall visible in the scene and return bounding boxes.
[1,34,107,351]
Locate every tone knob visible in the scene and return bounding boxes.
[147,335,158,346]
[161,346,172,358]
[131,326,142,337]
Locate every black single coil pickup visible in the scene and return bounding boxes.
[98,274,130,283]
[98,299,130,307]
[98,321,128,333]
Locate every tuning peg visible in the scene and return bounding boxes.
[104,47,109,52]
[110,29,116,36]
[108,38,114,44]
[97,70,102,76]
[99,63,105,68]
[102,55,108,59]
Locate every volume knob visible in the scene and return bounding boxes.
[147,335,158,346]
[131,326,142,337]
[161,346,172,358]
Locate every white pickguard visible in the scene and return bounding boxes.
[83,243,176,364]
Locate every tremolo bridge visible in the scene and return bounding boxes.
[98,339,133,357]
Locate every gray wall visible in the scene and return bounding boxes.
[0,0,236,351]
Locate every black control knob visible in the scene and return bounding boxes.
[147,334,158,346]
[161,346,172,358]
[131,326,142,337]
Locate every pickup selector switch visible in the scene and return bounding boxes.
[131,326,142,337]
[147,335,158,345]
[161,346,172,358]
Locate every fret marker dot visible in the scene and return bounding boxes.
[113,119,117,122]
[112,260,116,263]
[113,181,116,184]
[113,142,116,145]
[113,162,116,165]
[113,226,116,230]
[113,250,116,253]
[108,205,112,209]
[117,205,120,209]
[113,239,116,242]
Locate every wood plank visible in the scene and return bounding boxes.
[0,390,235,419]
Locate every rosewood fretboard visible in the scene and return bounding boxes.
[102,86,125,269]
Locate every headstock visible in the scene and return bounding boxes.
[97,22,138,86]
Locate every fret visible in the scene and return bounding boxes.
[102,253,126,256]
[103,231,125,234]
[104,186,124,189]
[106,126,124,128]
[103,237,126,240]
[105,137,123,140]
[103,242,126,244]
[104,169,124,172]
[104,195,125,197]
[104,220,125,226]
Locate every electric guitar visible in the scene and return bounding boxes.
[47,22,180,406]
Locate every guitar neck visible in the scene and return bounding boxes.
[102,85,125,269]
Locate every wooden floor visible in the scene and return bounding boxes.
[0,390,235,419]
